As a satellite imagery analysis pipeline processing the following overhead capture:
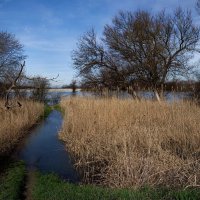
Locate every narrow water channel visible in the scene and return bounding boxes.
[15,110,79,183]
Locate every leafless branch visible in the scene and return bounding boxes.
[24,74,59,82]
[4,61,25,109]
[73,8,200,100]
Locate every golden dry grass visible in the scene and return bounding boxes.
[0,100,43,155]
[60,97,200,188]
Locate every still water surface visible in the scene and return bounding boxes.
[15,89,189,182]
[16,110,79,182]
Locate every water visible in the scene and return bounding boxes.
[46,89,90,105]
[86,90,190,102]
[12,88,190,102]
[46,89,190,102]
[14,89,189,183]
[15,110,79,183]
[137,91,190,101]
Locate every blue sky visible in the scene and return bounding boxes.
[0,0,198,86]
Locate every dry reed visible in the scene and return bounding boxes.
[60,97,200,188]
[0,100,43,155]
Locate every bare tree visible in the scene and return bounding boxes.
[72,29,105,88]
[0,31,26,98]
[73,8,200,100]
[193,71,200,100]
[4,61,25,109]
[27,74,59,102]
[196,0,200,14]
[30,76,50,102]
[72,29,129,90]
[104,9,200,100]
[70,80,77,93]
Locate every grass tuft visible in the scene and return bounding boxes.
[43,104,53,118]
[43,104,63,119]
[53,104,64,113]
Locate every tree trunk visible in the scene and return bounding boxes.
[154,89,161,102]
[128,86,140,101]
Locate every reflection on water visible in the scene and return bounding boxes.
[16,110,79,183]
[46,89,190,103]
[46,90,91,105]
[11,88,191,103]
[138,91,190,101]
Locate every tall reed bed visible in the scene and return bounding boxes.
[0,100,43,155]
[60,97,200,188]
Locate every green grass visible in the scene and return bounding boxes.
[53,104,64,114]
[31,172,200,200]
[43,104,53,118]
[1,162,199,200]
[43,104,63,119]
[0,161,26,200]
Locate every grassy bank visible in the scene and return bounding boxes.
[0,100,43,156]
[0,161,25,200]
[31,172,200,200]
[0,162,200,200]
[60,97,200,188]
[1,161,199,200]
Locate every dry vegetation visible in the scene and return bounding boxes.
[60,97,200,189]
[0,100,43,156]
